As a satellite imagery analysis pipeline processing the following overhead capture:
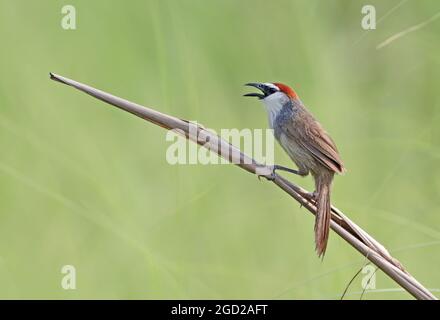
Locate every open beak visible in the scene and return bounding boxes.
[243,82,270,99]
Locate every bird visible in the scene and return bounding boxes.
[244,82,345,257]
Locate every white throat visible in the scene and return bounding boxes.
[261,92,289,129]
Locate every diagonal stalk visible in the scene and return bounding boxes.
[50,72,436,300]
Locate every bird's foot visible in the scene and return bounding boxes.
[306,191,318,201]
[257,172,276,181]
[256,166,276,181]
[298,191,317,208]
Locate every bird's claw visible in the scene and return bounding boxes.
[299,192,317,208]
[257,173,276,181]
[256,165,276,181]
[306,191,318,201]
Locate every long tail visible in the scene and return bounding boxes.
[315,180,332,258]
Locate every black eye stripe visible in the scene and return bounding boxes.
[267,87,277,95]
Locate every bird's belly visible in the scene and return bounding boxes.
[277,132,316,170]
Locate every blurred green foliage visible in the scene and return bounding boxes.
[0,0,439,299]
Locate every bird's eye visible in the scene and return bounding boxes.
[267,87,277,95]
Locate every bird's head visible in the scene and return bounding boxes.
[244,82,300,127]
[244,82,298,101]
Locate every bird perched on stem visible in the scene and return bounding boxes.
[244,82,345,257]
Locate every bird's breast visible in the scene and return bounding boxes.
[273,108,317,170]
[272,106,296,139]
[278,131,316,170]
[262,94,289,129]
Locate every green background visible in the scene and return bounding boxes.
[0,0,439,299]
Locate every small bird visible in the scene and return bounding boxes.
[244,82,345,257]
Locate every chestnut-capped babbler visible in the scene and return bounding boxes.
[244,82,345,257]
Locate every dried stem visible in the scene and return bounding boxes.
[50,72,437,300]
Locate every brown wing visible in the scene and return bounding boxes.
[285,111,345,174]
